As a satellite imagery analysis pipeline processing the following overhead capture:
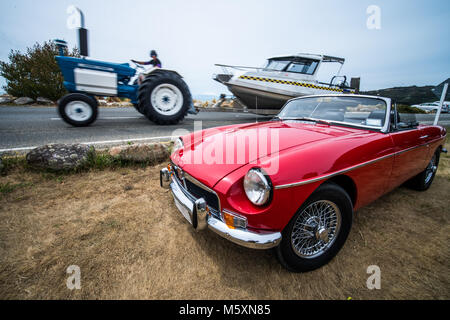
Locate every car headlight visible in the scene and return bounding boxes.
[173,137,184,153]
[243,168,272,206]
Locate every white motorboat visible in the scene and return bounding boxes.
[214,53,359,113]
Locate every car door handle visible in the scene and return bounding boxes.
[420,135,429,139]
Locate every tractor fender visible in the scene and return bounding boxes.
[142,68,183,78]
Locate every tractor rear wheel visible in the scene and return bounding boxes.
[138,71,191,125]
[131,79,144,115]
[132,103,144,115]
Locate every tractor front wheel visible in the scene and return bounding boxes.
[138,71,191,125]
[58,93,98,127]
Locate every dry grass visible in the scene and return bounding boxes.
[0,143,449,300]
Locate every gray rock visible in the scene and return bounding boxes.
[0,96,13,104]
[26,144,94,171]
[109,143,169,164]
[14,97,34,105]
[36,97,54,105]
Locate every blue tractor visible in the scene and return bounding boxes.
[54,40,194,127]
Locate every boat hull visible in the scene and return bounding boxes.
[226,83,295,110]
[219,75,355,111]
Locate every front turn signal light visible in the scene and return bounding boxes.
[222,210,247,229]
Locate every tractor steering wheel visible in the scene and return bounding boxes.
[132,61,144,69]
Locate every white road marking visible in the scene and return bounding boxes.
[0,146,37,153]
[50,116,143,120]
[0,135,173,154]
[78,136,174,145]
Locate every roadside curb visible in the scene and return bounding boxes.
[0,137,174,156]
[0,104,250,112]
[197,107,248,113]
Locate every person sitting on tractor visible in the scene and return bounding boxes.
[132,50,197,115]
[132,50,162,68]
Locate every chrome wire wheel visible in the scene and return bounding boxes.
[291,200,342,259]
[425,154,437,184]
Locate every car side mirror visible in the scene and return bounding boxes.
[397,122,409,129]
[397,121,418,129]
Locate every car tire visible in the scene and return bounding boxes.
[406,149,440,191]
[275,182,353,272]
[138,71,191,125]
[58,93,98,127]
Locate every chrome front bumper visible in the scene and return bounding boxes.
[160,168,281,249]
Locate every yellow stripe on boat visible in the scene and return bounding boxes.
[238,75,355,93]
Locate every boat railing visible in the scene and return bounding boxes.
[215,64,283,74]
[214,64,355,91]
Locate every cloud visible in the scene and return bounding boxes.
[1,0,449,96]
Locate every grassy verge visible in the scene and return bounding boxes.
[0,132,448,300]
[1,143,172,176]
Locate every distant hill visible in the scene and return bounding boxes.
[361,86,438,105]
[194,86,441,105]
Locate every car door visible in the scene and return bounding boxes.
[388,113,429,190]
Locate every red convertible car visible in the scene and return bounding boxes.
[160,94,447,272]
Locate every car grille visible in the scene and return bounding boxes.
[184,179,220,212]
[172,164,220,214]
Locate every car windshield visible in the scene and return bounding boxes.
[278,96,387,130]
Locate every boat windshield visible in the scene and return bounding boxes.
[278,96,387,130]
[285,59,319,75]
[264,58,320,75]
[264,60,291,71]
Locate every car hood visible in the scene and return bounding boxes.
[172,120,362,188]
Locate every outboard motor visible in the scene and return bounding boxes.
[350,77,361,94]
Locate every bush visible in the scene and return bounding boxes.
[397,104,426,114]
[0,40,79,101]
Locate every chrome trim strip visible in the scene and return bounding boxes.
[275,140,439,190]
[395,143,426,155]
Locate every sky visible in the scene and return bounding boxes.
[0,0,449,97]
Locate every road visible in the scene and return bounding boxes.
[0,106,268,152]
[1,106,449,153]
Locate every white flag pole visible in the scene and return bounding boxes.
[434,82,448,126]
